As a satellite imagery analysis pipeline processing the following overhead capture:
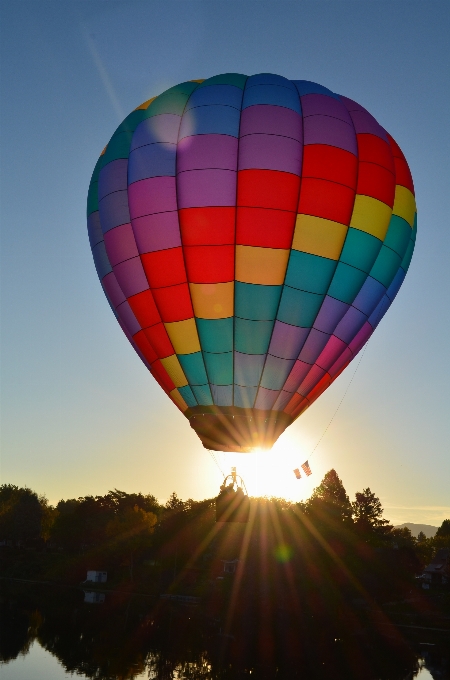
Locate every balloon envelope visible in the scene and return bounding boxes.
[87,73,416,452]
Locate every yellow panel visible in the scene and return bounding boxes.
[350,195,392,241]
[134,96,157,111]
[392,185,416,227]
[100,146,107,156]
[160,355,188,387]
[235,246,290,285]
[164,318,201,355]
[190,79,205,83]
[169,388,188,412]
[189,282,234,319]
[292,214,348,260]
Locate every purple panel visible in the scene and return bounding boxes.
[234,352,265,386]
[313,296,349,334]
[177,169,236,208]
[87,211,103,249]
[132,211,181,254]
[303,116,357,155]
[254,387,279,410]
[334,306,367,344]
[177,134,238,172]
[102,271,126,308]
[386,268,405,303]
[131,114,181,150]
[273,390,293,411]
[239,105,303,141]
[316,335,347,371]
[283,360,311,392]
[301,94,352,124]
[298,365,326,397]
[238,134,302,174]
[98,159,128,201]
[298,329,330,364]
[368,295,391,330]
[113,257,149,298]
[104,223,139,267]
[338,95,366,113]
[116,300,141,336]
[99,190,131,233]
[268,321,309,360]
[328,347,352,378]
[348,321,372,355]
[348,111,388,142]
[247,73,296,88]
[128,177,177,219]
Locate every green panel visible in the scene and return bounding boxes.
[327,263,367,304]
[144,91,195,118]
[197,73,248,89]
[196,318,233,353]
[370,246,402,288]
[339,228,382,273]
[178,385,197,407]
[235,282,282,321]
[102,130,134,164]
[162,82,200,96]
[285,250,337,294]
[383,215,411,258]
[203,352,233,385]
[178,352,208,386]
[191,384,213,406]
[400,238,415,273]
[235,318,273,354]
[277,287,324,327]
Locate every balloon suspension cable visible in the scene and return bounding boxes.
[207,448,226,479]
[309,341,370,461]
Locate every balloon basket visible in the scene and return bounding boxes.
[215,468,250,523]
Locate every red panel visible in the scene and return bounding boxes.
[236,207,296,248]
[305,373,331,404]
[237,169,300,212]
[386,132,404,160]
[132,329,158,364]
[302,145,357,189]
[141,248,187,289]
[184,245,234,283]
[356,162,395,207]
[393,157,414,194]
[179,207,235,245]
[143,323,174,358]
[357,134,394,172]
[298,178,355,225]
[128,290,161,328]
[151,359,175,393]
[152,283,194,322]
[283,392,306,415]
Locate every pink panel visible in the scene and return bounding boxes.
[316,335,347,371]
[116,300,141,336]
[297,365,326,396]
[348,321,373,355]
[283,360,312,393]
[301,94,352,124]
[328,347,353,378]
[102,271,126,308]
[104,223,139,267]
[128,176,177,219]
[132,211,181,254]
[113,257,149,298]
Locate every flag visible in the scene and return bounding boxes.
[301,461,312,477]
[293,468,301,480]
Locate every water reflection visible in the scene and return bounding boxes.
[0,584,448,679]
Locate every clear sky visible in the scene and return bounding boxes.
[1,0,449,526]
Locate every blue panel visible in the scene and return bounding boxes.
[235,282,282,321]
[327,263,367,304]
[293,80,340,99]
[368,294,391,330]
[178,352,208,385]
[298,329,330,364]
[92,241,112,279]
[246,73,298,89]
[178,385,197,407]
[87,211,103,250]
[386,267,405,302]
[98,159,128,201]
[128,143,176,182]
[196,318,233,353]
[242,85,301,113]
[351,276,386,316]
[234,318,273,354]
[383,215,411,258]
[179,105,241,139]
[339,229,382,274]
[186,85,243,111]
[277,287,324,327]
[234,385,257,409]
[98,190,130,233]
[260,355,295,391]
[234,352,265,387]
[191,384,214,406]
[131,114,181,149]
[334,307,367,344]
[211,384,233,406]
[285,251,337,294]
[203,352,233,385]
[369,246,402,288]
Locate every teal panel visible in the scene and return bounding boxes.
[144,91,195,118]
[370,245,402,288]
[196,318,233,353]
[163,81,200,96]
[383,215,411,258]
[177,385,197,408]
[400,237,415,273]
[191,384,213,406]
[285,251,337,294]
[235,282,282,321]
[339,228,382,273]
[87,156,105,216]
[277,287,324,327]
[203,352,233,385]
[198,73,247,89]
[102,131,134,164]
[178,352,208,386]
[235,318,273,354]
[327,263,367,304]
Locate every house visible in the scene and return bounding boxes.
[84,591,105,604]
[85,570,107,583]
[422,549,450,586]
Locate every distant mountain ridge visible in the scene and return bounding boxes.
[394,523,437,538]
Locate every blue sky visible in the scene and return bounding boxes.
[1,0,449,525]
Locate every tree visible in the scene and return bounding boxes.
[436,519,450,538]
[105,505,157,580]
[0,485,47,545]
[305,469,353,527]
[352,487,392,542]
[417,531,427,543]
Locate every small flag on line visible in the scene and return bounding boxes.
[293,468,301,480]
[301,461,312,477]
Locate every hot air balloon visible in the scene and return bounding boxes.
[87,73,416,454]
